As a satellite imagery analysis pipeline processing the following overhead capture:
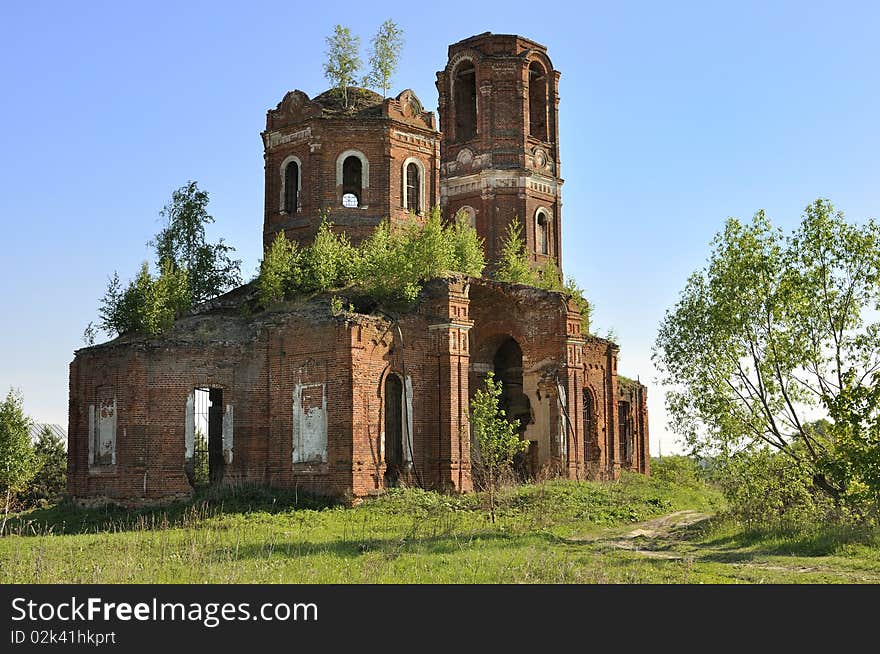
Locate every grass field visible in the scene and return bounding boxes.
[2,473,878,583]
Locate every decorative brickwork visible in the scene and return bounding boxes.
[262,87,440,248]
[437,33,563,272]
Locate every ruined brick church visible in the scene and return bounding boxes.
[68,33,649,506]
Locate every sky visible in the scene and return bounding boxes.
[1,1,878,456]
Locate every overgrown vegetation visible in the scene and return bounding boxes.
[258,209,485,308]
[257,210,595,336]
[364,19,404,98]
[493,217,593,334]
[87,181,241,341]
[323,20,404,107]
[470,372,529,522]
[6,461,880,583]
[655,199,880,524]
[323,25,361,109]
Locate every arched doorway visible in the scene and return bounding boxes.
[384,373,404,487]
[492,338,533,478]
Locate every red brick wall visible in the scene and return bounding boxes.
[68,278,646,506]
[437,33,563,272]
[262,90,440,250]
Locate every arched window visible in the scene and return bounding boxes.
[342,155,362,208]
[336,150,369,208]
[279,155,302,214]
[401,158,425,215]
[284,161,299,212]
[456,205,476,228]
[453,61,477,142]
[528,61,548,141]
[536,210,550,255]
[405,162,420,214]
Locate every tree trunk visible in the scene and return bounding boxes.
[489,482,495,524]
[1,488,11,536]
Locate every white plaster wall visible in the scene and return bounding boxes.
[292,383,328,464]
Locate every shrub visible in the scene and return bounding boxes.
[258,208,487,308]
[300,218,359,292]
[258,232,302,306]
[21,427,67,507]
[494,218,534,285]
[650,455,704,489]
[716,448,844,531]
[449,209,486,277]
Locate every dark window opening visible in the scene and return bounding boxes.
[342,155,362,207]
[583,389,598,461]
[406,162,420,214]
[188,387,225,489]
[618,400,634,466]
[529,61,548,141]
[453,62,477,142]
[384,374,404,488]
[284,161,299,212]
[537,212,549,255]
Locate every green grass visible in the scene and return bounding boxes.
[1,474,877,583]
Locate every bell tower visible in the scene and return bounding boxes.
[437,33,563,272]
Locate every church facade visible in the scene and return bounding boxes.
[67,33,649,506]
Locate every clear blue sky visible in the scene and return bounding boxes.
[2,1,878,455]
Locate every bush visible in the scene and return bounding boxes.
[492,218,592,334]
[300,218,359,292]
[21,427,66,507]
[650,455,704,489]
[494,218,534,285]
[258,208,487,307]
[258,232,302,306]
[98,260,190,336]
[716,448,845,532]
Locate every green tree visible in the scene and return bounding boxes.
[536,257,563,291]
[564,277,593,334]
[151,181,241,305]
[0,390,39,534]
[258,232,302,306]
[93,181,239,339]
[471,372,528,523]
[450,209,486,277]
[492,218,592,333]
[324,24,362,108]
[400,207,455,283]
[356,219,407,301]
[98,260,190,337]
[365,19,404,98]
[654,199,880,515]
[300,218,359,292]
[22,426,66,507]
[494,218,535,285]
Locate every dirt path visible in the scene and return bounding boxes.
[567,510,880,582]
[570,510,711,560]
